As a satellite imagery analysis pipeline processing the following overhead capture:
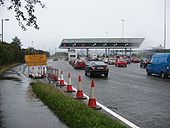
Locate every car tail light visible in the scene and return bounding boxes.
[105,65,109,70]
[91,66,96,70]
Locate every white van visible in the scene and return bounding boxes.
[68,51,77,60]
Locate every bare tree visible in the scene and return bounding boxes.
[0,0,45,30]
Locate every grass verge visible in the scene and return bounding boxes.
[31,81,126,128]
[0,64,19,74]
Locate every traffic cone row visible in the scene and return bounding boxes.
[47,67,101,109]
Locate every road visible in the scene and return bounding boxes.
[0,65,67,128]
[49,60,170,128]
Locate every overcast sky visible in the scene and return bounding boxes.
[0,0,170,53]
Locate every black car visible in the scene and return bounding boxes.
[85,61,109,77]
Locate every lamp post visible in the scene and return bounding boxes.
[121,20,125,38]
[121,19,125,55]
[1,19,9,42]
[163,0,166,51]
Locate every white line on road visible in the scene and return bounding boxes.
[63,81,140,128]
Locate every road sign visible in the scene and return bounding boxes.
[25,54,47,66]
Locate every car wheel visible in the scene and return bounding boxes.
[104,74,108,77]
[89,71,93,77]
[85,70,87,76]
[161,72,166,79]
[146,69,151,75]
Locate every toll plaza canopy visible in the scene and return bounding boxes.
[59,38,145,49]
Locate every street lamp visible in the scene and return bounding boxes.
[1,19,9,42]
[163,0,167,50]
[121,20,125,38]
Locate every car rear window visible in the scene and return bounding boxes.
[94,61,106,65]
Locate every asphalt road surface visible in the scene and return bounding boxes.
[49,60,170,128]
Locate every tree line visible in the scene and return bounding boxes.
[0,36,49,66]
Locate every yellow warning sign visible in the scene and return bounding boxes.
[25,54,47,66]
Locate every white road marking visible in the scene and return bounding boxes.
[62,80,140,128]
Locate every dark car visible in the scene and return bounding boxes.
[85,61,109,77]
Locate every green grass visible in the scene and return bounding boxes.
[31,82,126,128]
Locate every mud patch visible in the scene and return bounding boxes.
[0,76,21,81]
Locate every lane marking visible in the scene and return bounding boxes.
[62,81,140,128]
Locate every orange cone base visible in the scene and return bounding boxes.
[88,98,97,108]
[50,74,54,79]
[74,90,87,99]
[88,99,102,110]
[64,85,76,92]
[59,80,66,86]
[53,76,58,81]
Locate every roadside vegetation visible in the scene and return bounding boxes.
[0,37,50,70]
[31,81,126,128]
[0,37,24,66]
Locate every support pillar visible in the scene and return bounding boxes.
[86,48,89,57]
[105,49,107,58]
[130,48,132,57]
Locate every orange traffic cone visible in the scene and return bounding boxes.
[59,70,65,86]
[88,80,101,110]
[74,75,87,99]
[65,73,76,92]
[53,68,58,81]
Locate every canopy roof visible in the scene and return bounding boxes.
[59,38,145,49]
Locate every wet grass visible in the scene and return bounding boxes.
[31,81,126,128]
